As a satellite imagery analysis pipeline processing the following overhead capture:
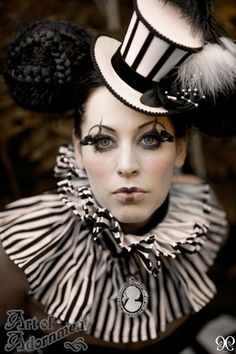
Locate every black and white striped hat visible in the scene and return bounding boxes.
[92,0,204,115]
[92,0,236,116]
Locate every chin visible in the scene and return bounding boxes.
[112,209,151,225]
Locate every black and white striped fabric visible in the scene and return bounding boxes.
[93,0,203,115]
[112,9,193,94]
[0,144,228,343]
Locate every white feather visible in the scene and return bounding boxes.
[177,37,236,98]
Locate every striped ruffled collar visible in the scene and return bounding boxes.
[55,144,210,276]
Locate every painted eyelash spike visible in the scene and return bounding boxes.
[159,130,174,142]
[152,118,174,143]
[151,120,174,143]
[80,135,95,146]
[80,121,103,146]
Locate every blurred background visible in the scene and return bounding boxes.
[0,0,236,334]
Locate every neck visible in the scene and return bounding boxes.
[119,195,169,235]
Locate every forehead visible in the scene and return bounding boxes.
[82,86,173,132]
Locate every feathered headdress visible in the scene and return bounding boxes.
[162,0,220,43]
[92,0,236,135]
[163,0,236,98]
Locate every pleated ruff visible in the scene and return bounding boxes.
[0,144,228,343]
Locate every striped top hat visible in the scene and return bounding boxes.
[92,0,236,115]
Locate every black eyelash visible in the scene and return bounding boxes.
[80,134,113,153]
[80,134,96,146]
[151,118,174,142]
[80,122,104,146]
[159,130,174,142]
[143,129,174,143]
[80,134,108,146]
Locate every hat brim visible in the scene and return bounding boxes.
[92,35,169,116]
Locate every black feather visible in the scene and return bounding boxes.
[161,0,221,43]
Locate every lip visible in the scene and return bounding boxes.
[112,187,147,203]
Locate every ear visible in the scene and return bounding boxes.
[174,136,188,169]
[72,130,84,169]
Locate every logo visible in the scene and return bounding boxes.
[64,338,88,352]
[215,336,235,352]
[117,277,148,317]
[4,310,88,352]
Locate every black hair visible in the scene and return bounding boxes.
[73,71,103,138]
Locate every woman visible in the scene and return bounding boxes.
[0,1,236,352]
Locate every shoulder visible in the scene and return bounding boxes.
[171,173,228,244]
[0,191,73,233]
[0,191,78,258]
[0,191,67,215]
[171,174,225,209]
[0,191,77,326]
[170,173,228,234]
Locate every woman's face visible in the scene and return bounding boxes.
[74,86,187,233]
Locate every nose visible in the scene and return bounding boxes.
[117,145,140,177]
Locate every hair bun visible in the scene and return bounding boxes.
[3,19,93,113]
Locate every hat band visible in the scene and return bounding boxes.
[111,48,154,93]
[111,47,192,95]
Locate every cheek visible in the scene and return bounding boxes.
[82,152,112,181]
[145,150,176,179]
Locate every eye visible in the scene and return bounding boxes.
[94,135,115,151]
[98,137,112,146]
[142,136,157,145]
[139,133,161,149]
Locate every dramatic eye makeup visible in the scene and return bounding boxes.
[80,118,174,152]
[136,119,174,150]
[80,122,117,152]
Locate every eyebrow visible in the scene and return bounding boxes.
[137,119,166,130]
[94,124,116,133]
[88,119,166,134]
